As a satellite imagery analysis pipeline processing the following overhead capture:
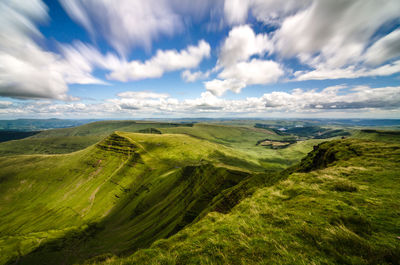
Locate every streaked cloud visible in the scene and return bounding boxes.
[59,0,182,55]
[364,29,400,66]
[0,1,105,100]
[108,40,210,81]
[59,0,218,55]
[294,60,400,81]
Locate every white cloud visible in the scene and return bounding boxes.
[206,25,282,96]
[218,25,272,68]
[0,100,12,109]
[364,29,400,66]
[274,0,400,68]
[59,41,121,84]
[219,59,283,85]
[2,85,400,118]
[223,1,400,81]
[295,60,400,81]
[0,0,67,100]
[181,70,210,82]
[117,91,169,99]
[59,0,182,55]
[108,40,210,81]
[0,1,107,100]
[223,0,250,25]
[262,85,400,110]
[224,0,311,25]
[59,0,219,56]
[204,79,246,96]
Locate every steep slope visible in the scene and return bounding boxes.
[101,139,400,265]
[0,132,260,265]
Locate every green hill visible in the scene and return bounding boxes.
[0,132,268,264]
[94,139,400,265]
[0,121,186,156]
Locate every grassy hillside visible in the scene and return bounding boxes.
[351,129,400,143]
[160,123,325,170]
[0,132,269,265]
[0,121,186,156]
[0,122,322,171]
[96,139,400,265]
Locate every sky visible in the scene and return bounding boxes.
[0,0,399,119]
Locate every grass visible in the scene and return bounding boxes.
[0,122,321,172]
[96,139,400,265]
[0,132,266,264]
[0,121,184,156]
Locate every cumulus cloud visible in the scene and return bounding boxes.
[219,59,283,85]
[108,40,210,81]
[206,25,283,96]
[204,79,246,96]
[218,25,272,68]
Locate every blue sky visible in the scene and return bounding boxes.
[0,0,399,119]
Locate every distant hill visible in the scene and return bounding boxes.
[0,118,98,131]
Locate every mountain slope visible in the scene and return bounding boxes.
[0,132,263,265]
[99,139,400,265]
